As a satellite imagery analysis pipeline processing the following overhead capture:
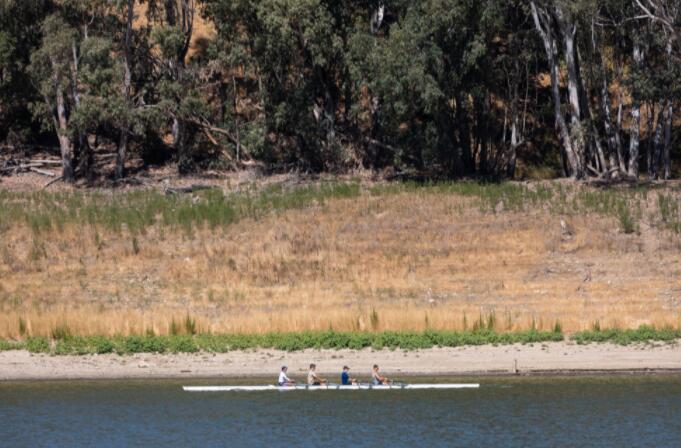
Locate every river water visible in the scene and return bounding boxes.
[2,376,681,447]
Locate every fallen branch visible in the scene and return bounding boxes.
[186,117,251,160]
[30,159,63,165]
[42,175,64,190]
[587,164,601,176]
[164,184,220,195]
[201,127,234,160]
[0,144,62,152]
[364,137,398,152]
[600,166,620,179]
[19,163,49,169]
[29,167,56,177]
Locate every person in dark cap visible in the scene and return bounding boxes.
[340,366,358,385]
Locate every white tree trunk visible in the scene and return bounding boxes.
[628,42,643,178]
[530,1,582,178]
[555,4,587,177]
[55,78,74,182]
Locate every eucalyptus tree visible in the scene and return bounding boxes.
[113,0,135,179]
[29,15,81,181]
[144,0,204,173]
[635,0,681,48]
[204,0,377,170]
[0,0,49,144]
[634,0,681,179]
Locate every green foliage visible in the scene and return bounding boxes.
[0,0,48,142]
[25,336,50,353]
[55,336,115,355]
[3,329,568,355]
[1,0,680,180]
[658,193,681,234]
[184,315,197,335]
[572,325,681,345]
[0,340,25,351]
[617,204,637,234]
[11,324,681,355]
[1,0,679,179]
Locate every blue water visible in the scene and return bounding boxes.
[2,377,681,447]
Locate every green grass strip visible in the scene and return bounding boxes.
[9,327,681,355]
[0,182,362,235]
[2,330,564,355]
[571,325,681,345]
[0,340,26,351]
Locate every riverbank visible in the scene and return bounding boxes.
[2,342,681,381]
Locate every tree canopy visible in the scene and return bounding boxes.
[0,0,679,182]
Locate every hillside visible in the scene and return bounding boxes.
[1,178,680,339]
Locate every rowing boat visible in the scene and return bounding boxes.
[183,384,479,392]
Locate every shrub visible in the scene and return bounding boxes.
[572,325,681,345]
[2,328,572,355]
[26,336,50,353]
[618,205,637,234]
[167,335,198,353]
[0,340,24,351]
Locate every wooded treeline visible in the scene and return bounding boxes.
[1,0,680,182]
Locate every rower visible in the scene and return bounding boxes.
[341,366,358,385]
[371,364,389,385]
[278,366,295,386]
[307,363,327,385]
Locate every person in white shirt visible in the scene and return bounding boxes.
[307,363,327,385]
[278,366,295,386]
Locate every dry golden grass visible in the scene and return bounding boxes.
[1,183,681,338]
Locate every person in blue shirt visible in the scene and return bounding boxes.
[341,366,358,385]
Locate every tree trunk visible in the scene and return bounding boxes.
[599,53,620,172]
[116,0,134,180]
[628,41,643,178]
[663,39,674,180]
[54,79,74,182]
[507,107,521,179]
[477,95,488,175]
[664,101,672,179]
[592,20,618,173]
[556,5,587,177]
[163,1,194,172]
[455,93,473,176]
[616,85,626,173]
[646,100,655,175]
[651,100,666,179]
[506,59,522,178]
[232,76,241,162]
[530,1,582,178]
[70,40,93,179]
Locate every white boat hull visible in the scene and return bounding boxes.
[183,384,479,392]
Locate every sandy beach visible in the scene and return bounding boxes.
[2,342,681,381]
